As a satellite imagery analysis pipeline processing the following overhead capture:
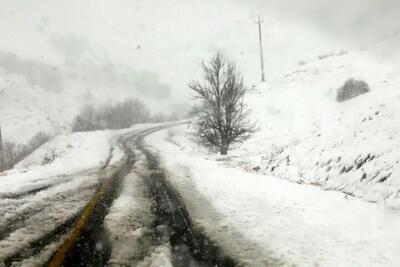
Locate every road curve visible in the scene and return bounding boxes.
[2,125,237,267]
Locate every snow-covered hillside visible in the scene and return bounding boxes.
[0,130,113,198]
[235,34,400,207]
[0,30,179,144]
[171,33,400,208]
[0,67,82,143]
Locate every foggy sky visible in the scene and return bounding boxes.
[242,0,400,45]
[0,0,399,107]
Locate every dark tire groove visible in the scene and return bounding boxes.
[60,153,135,267]
[2,212,82,267]
[0,184,97,241]
[137,137,237,267]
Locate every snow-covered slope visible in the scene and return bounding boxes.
[0,130,113,197]
[171,33,400,208]
[0,67,82,143]
[0,31,178,144]
[229,34,400,207]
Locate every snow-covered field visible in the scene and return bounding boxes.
[146,128,400,267]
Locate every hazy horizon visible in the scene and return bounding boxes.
[0,0,399,112]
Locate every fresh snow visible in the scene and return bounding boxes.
[0,130,112,198]
[105,149,163,266]
[145,128,400,267]
[0,67,81,143]
[231,35,400,207]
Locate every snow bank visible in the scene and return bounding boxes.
[18,131,112,170]
[0,130,113,196]
[146,129,400,267]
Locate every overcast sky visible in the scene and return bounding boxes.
[0,0,399,106]
[250,0,400,43]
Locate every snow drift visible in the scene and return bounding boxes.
[0,130,113,197]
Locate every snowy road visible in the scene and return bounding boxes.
[2,123,399,267]
[0,125,236,267]
[0,126,159,266]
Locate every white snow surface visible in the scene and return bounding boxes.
[105,142,177,267]
[145,128,400,267]
[232,36,400,207]
[105,150,157,266]
[0,130,112,197]
[0,67,81,143]
[166,35,400,208]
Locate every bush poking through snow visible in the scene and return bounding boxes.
[336,78,370,102]
[0,131,50,171]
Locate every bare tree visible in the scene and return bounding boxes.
[72,104,101,132]
[189,52,255,155]
[72,99,152,132]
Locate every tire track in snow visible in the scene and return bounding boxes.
[1,212,81,266]
[46,129,156,266]
[136,129,237,267]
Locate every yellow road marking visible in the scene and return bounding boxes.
[48,168,118,267]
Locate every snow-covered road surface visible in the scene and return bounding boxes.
[145,127,400,267]
[3,122,399,267]
[0,125,160,266]
[0,130,116,266]
[0,123,237,267]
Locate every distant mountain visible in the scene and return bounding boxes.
[0,33,178,143]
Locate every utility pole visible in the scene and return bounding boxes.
[0,125,4,172]
[256,15,266,82]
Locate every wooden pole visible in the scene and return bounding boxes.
[0,125,4,171]
[256,15,266,82]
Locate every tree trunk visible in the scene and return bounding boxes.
[220,139,229,155]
